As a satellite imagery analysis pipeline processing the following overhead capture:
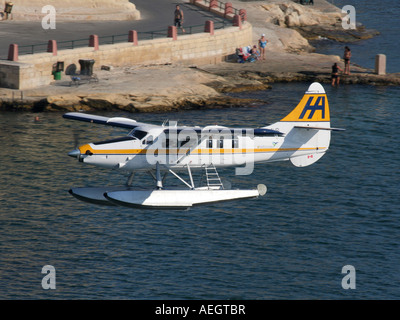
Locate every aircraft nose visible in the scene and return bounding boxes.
[68,148,81,158]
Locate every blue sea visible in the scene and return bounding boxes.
[316,0,400,73]
[0,1,399,300]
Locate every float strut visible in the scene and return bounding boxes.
[156,162,163,189]
[126,172,135,186]
[187,164,195,189]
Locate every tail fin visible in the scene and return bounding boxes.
[269,82,334,167]
[280,82,330,123]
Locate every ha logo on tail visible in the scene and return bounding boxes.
[268,82,344,167]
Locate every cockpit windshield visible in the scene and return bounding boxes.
[129,129,148,140]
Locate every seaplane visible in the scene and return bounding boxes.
[64,82,344,209]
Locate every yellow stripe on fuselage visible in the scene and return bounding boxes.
[79,144,326,155]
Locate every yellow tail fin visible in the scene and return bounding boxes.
[280,82,330,122]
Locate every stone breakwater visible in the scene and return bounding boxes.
[1,57,398,113]
[1,0,398,113]
[0,64,270,112]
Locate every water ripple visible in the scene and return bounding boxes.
[1,83,399,299]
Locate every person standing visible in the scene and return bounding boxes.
[343,46,351,75]
[174,5,185,33]
[258,34,268,60]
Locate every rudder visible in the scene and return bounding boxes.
[267,82,333,167]
[280,82,330,123]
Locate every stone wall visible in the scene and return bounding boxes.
[0,22,253,90]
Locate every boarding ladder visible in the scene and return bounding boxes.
[205,164,224,190]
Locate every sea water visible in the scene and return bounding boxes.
[0,1,399,299]
[315,0,400,73]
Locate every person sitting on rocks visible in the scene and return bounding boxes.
[236,47,246,63]
[251,45,260,61]
[236,46,256,63]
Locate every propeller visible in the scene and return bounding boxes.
[68,130,81,158]
[73,130,80,149]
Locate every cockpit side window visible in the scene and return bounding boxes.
[129,129,148,140]
[143,135,154,145]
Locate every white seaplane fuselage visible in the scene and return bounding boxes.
[76,122,329,171]
[64,82,343,208]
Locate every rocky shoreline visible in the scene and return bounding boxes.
[1,0,398,113]
[0,63,271,112]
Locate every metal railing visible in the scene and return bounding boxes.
[16,19,230,56]
[201,0,241,16]
[18,43,48,55]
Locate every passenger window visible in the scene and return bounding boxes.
[162,139,170,148]
[207,139,213,148]
[179,137,190,147]
[218,139,224,148]
[232,139,239,148]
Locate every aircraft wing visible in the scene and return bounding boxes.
[63,112,159,129]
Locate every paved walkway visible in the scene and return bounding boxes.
[0,0,227,58]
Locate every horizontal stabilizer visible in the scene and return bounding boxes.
[294,126,345,131]
[290,152,326,167]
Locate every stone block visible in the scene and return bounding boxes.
[375,54,386,75]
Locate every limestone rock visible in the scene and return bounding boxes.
[46,94,82,110]
[261,1,342,28]
[0,0,140,21]
[253,23,313,53]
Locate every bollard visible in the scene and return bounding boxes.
[204,20,214,36]
[168,26,177,40]
[224,3,233,17]
[233,14,242,29]
[8,43,18,61]
[129,30,138,45]
[209,0,218,10]
[89,35,99,51]
[375,54,386,75]
[239,9,247,21]
[47,40,58,56]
